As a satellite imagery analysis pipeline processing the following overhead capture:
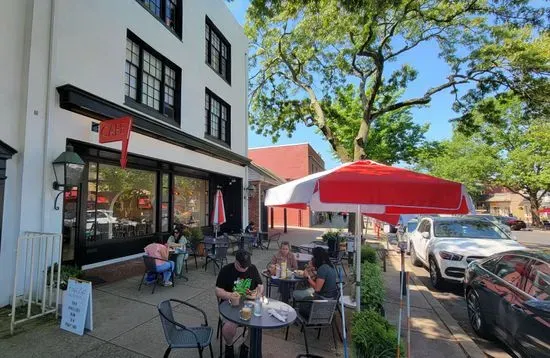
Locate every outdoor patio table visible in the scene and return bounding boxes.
[262,271,306,303]
[219,298,296,358]
[294,252,312,270]
[298,243,329,253]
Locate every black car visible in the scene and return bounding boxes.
[497,216,527,231]
[464,250,550,357]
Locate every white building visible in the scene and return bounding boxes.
[0,0,249,307]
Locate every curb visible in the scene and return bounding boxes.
[386,244,486,358]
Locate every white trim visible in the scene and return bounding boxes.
[81,253,143,270]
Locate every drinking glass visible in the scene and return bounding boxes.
[279,305,289,319]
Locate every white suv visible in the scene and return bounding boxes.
[409,217,525,288]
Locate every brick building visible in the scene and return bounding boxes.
[247,162,285,234]
[249,143,325,228]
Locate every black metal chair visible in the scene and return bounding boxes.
[285,299,338,354]
[158,299,214,358]
[138,255,175,294]
[264,263,280,298]
[265,232,282,250]
[296,355,324,358]
[330,250,347,278]
[204,243,229,275]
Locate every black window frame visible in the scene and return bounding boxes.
[136,0,183,38]
[205,16,231,84]
[204,88,231,147]
[125,30,181,128]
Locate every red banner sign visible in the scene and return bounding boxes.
[99,116,132,168]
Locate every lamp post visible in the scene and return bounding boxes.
[52,144,85,210]
[244,184,256,200]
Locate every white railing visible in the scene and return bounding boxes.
[10,232,62,335]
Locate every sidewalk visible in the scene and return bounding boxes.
[381,240,485,358]
[0,226,485,358]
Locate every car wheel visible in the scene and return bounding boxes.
[429,257,444,289]
[466,289,492,339]
[410,244,422,267]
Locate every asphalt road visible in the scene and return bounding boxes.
[406,230,550,358]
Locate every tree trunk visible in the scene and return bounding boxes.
[354,120,371,161]
[529,194,542,227]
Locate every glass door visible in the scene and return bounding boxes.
[62,185,80,263]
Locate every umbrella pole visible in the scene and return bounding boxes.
[407,271,411,358]
[355,206,361,312]
[338,267,349,358]
[397,246,406,357]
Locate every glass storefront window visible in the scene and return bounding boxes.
[87,162,157,242]
[161,173,170,232]
[173,176,208,227]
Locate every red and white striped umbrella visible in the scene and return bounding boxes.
[212,189,226,236]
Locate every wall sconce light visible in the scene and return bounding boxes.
[52,144,85,210]
[244,184,256,199]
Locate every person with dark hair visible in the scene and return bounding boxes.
[293,246,338,301]
[215,250,264,358]
[167,226,188,278]
[244,221,255,233]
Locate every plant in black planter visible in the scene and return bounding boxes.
[47,263,85,291]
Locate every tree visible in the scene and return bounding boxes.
[420,94,550,226]
[245,0,547,162]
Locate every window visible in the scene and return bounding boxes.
[525,261,550,301]
[205,17,231,82]
[494,255,530,288]
[137,0,182,36]
[434,219,508,239]
[205,89,231,145]
[161,174,170,232]
[418,220,431,233]
[173,176,209,227]
[87,162,157,243]
[481,257,501,273]
[125,32,181,125]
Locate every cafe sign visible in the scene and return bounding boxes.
[99,116,133,168]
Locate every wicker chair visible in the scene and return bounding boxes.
[157,299,214,358]
[285,299,338,354]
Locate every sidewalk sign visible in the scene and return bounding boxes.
[60,278,93,335]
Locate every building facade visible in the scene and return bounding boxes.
[0,0,249,307]
[247,162,285,233]
[249,143,325,227]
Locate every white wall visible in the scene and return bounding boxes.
[0,0,249,307]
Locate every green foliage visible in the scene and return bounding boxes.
[360,262,384,311]
[245,0,547,161]
[352,309,405,358]
[321,230,340,242]
[47,264,85,291]
[233,278,252,297]
[183,226,204,247]
[361,246,378,265]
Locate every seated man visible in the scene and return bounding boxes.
[215,250,264,358]
[144,237,174,286]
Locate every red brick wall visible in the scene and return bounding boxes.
[250,144,324,228]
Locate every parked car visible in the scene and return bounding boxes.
[497,216,527,231]
[464,250,550,357]
[398,219,418,253]
[463,214,513,236]
[409,217,526,288]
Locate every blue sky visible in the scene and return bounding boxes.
[226,1,458,169]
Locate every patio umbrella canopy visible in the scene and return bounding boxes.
[212,189,226,237]
[265,160,475,311]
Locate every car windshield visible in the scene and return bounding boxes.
[434,220,509,239]
[407,222,418,232]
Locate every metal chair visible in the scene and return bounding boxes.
[265,233,282,250]
[285,299,338,354]
[204,243,229,275]
[138,255,175,294]
[330,250,347,278]
[158,299,214,358]
[264,263,279,298]
[296,355,324,358]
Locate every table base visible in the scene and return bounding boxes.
[249,327,262,358]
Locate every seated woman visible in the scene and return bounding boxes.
[167,226,188,278]
[293,246,338,301]
[144,237,174,286]
[270,241,298,270]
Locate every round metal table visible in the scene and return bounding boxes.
[219,299,296,358]
[298,243,329,253]
[262,271,306,303]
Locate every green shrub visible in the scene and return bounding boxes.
[321,230,340,242]
[183,226,204,246]
[361,245,378,264]
[47,264,85,290]
[352,309,405,358]
[360,262,385,311]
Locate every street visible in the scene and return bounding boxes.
[406,230,550,358]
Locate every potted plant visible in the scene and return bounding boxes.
[46,264,85,313]
[231,278,251,307]
[184,226,205,256]
[338,235,348,252]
